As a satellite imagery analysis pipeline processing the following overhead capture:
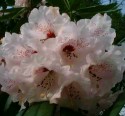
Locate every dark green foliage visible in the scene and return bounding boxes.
[0,92,9,116]
[23,102,56,116]
[102,91,125,116]
[0,0,7,10]
[111,12,125,44]
[3,102,20,116]
[6,0,15,6]
[60,107,84,116]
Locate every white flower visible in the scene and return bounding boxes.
[0,5,125,115]
[14,52,77,103]
[50,14,116,67]
[77,13,116,52]
[21,6,70,42]
[44,21,96,68]
[80,44,125,96]
[1,32,38,68]
[89,13,115,40]
[15,0,29,7]
[50,78,91,110]
[0,65,27,108]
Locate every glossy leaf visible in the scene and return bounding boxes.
[74,9,120,19]
[0,7,27,21]
[108,91,125,116]
[0,7,24,13]
[16,109,26,116]
[103,91,125,116]
[23,102,56,116]
[4,96,12,112]
[0,12,17,21]
[77,3,118,13]
[3,102,20,116]
[117,38,125,45]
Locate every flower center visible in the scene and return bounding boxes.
[37,22,55,41]
[47,31,55,38]
[0,58,6,66]
[62,45,77,59]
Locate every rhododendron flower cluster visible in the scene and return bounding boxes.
[0,6,125,116]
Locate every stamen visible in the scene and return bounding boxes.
[47,31,55,38]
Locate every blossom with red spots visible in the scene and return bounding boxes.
[0,6,125,115]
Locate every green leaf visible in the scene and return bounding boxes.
[74,9,120,19]
[63,0,70,11]
[0,92,9,116]
[117,38,125,45]
[12,16,28,33]
[6,0,15,5]
[0,7,27,21]
[0,12,17,21]
[0,7,24,13]
[4,102,20,116]
[16,109,26,116]
[0,0,7,10]
[68,0,82,10]
[77,3,118,13]
[12,7,27,19]
[23,102,56,116]
[4,96,12,112]
[102,91,125,116]
[107,91,125,116]
[31,0,41,7]
[60,107,84,116]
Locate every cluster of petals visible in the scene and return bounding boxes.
[0,6,125,115]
